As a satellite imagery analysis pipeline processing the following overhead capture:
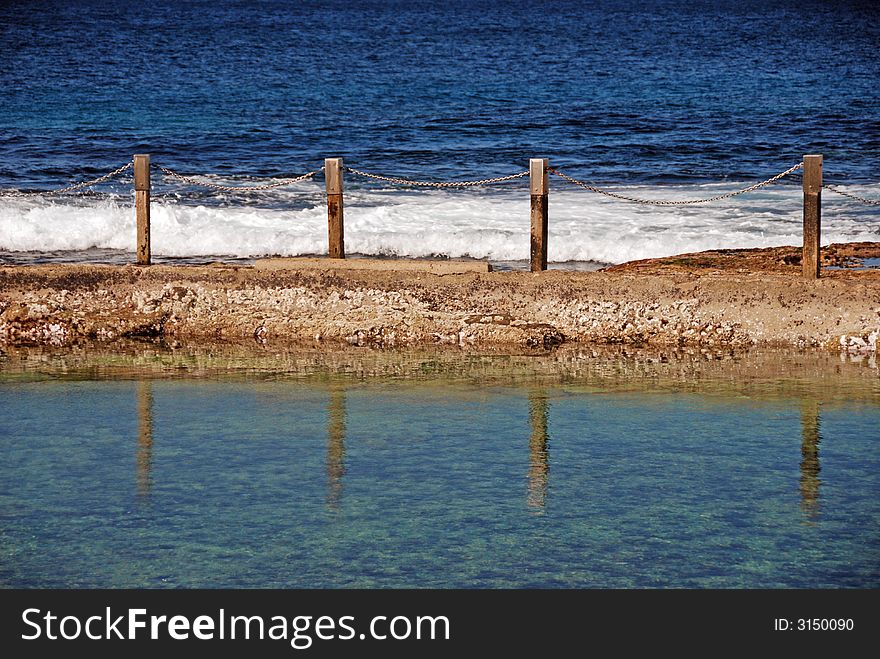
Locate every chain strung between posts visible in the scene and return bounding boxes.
[548,162,805,205]
[822,185,880,206]
[156,165,321,191]
[345,167,530,188]
[0,161,134,196]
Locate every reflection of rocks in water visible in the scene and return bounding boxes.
[3,343,877,405]
[137,381,154,501]
[800,400,821,520]
[326,387,346,512]
[528,391,549,511]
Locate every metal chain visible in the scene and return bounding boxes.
[345,166,530,188]
[822,185,880,205]
[156,165,321,191]
[7,160,874,209]
[0,161,133,196]
[548,162,804,205]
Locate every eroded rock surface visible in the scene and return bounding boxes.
[1,249,878,351]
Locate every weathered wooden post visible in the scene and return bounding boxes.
[325,157,345,259]
[530,158,548,272]
[133,154,151,265]
[802,154,822,280]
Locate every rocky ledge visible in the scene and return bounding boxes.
[1,244,878,351]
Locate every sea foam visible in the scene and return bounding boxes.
[1,183,877,264]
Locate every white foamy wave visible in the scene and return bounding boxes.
[1,183,877,263]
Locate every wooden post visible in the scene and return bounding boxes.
[530,158,548,272]
[325,157,344,259]
[802,154,822,280]
[134,154,151,265]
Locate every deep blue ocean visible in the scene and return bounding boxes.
[0,0,878,263]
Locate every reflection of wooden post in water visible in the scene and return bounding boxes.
[528,391,550,511]
[800,400,821,519]
[137,381,154,500]
[326,387,347,511]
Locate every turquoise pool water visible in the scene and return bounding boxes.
[1,347,878,588]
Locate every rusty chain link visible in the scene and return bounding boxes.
[0,161,134,197]
[156,165,321,191]
[822,185,880,206]
[345,166,529,188]
[548,162,804,205]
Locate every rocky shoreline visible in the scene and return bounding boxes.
[1,244,879,352]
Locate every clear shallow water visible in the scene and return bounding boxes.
[0,347,878,588]
[0,0,878,263]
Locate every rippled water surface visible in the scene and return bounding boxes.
[1,346,877,587]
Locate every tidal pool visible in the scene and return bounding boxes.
[1,344,877,588]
